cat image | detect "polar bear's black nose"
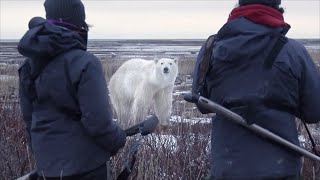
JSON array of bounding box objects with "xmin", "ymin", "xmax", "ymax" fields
[{"xmin": 163, "ymin": 67, "xmax": 169, "ymax": 73}]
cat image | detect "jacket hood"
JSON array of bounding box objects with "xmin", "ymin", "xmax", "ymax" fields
[
  {"xmin": 18, "ymin": 17, "xmax": 87, "ymax": 59},
  {"xmin": 212, "ymin": 17, "xmax": 290, "ymax": 63}
]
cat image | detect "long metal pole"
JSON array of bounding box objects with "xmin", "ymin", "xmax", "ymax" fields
[{"xmin": 184, "ymin": 93, "xmax": 320, "ymax": 163}]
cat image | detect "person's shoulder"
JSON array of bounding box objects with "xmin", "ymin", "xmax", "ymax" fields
[
  {"xmin": 66, "ymin": 49, "xmax": 98, "ymax": 61},
  {"xmin": 283, "ymin": 38, "xmax": 314, "ymax": 69},
  {"xmin": 66, "ymin": 49, "xmax": 100, "ymax": 67},
  {"xmin": 286, "ymin": 38, "xmax": 308, "ymax": 52},
  {"xmin": 78, "ymin": 50, "xmax": 99, "ymax": 63},
  {"xmin": 68, "ymin": 50, "xmax": 104, "ymax": 77}
]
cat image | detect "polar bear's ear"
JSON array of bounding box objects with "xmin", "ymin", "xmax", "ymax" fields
[
  {"xmin": 154, "ymin": 58, "xmax": 159, "ymax": 63},
  {"xmin": 173, "ymin": 58, "xmax": 178, "ymax": 63}
]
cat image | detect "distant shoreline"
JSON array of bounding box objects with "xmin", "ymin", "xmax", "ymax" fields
[{"xmin": 1, "ymin": 38, "xmax": 320, "ymax": 43}]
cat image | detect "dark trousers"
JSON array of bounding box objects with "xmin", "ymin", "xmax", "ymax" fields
[{"xmin": 37, "ymin": 164, "xmax": 111, "ymax": 180}]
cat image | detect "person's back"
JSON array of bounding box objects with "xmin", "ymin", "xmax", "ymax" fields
[
  {"xmin": 192, "ymin": 0, "xmax": 320, "ymax": 179},
  {"xmin": 17, "ymin": 0, "xmax": 126, "ymax": 178}
]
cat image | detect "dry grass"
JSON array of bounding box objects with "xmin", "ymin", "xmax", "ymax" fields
[
  {"xmin": 296, "ymin": 120, "xmax": 320, "ymax": 179},
  {"xmin": 0, "ymin": 102, "xmax": 35, "ymax": 178},
  {"xmin": 101, "ymin": 59, "xmax": 126, "ymax": 82},
  {"xmin": 0, "ymin": 64, "xmax": 19, "ymax": 101}
]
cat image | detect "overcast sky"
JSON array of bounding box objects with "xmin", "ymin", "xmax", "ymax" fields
[{"xmin": 0, "ymin": 0, "xmax": 319, "ymax": 39}]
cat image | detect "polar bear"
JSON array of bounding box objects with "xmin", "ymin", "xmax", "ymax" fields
[{"xmin": 108, "ymin": 58, "xmax": 178, "ymax": 127}]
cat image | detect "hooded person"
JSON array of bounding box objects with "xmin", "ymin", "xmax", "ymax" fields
[
  {"xmin": 192, "ymin": 0, "xmax": 320, "ymax": 179},
  {"xmin": 17, "ymin": 0, "xmax": 126, "ymax": 179}
]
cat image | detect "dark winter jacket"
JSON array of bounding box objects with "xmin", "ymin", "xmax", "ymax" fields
[
  {"xmin": 193, "ymin": 17, "xmax": 320, "ymax": 179},
  {"xmin": 17, "ymin": 17, "xmax": 126, "ymax": 177}
]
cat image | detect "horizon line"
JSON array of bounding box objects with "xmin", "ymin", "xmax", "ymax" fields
[{"xmin": 1, "ymin": 38, "xmax": 320, "ymax": 41}]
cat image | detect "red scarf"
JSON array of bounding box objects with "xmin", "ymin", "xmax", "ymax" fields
[{"xmin": 228, "ymin": 4, "xmax": 288, "ymax": 27}]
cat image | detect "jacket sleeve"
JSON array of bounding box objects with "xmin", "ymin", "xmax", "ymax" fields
[
  {"xmin": 18, "ymin": 60, "xmax": 33, "ymax": 152},
  {"xmin": 298, "ymin": 45, "xmax": 320, "ymax": 124},
  {"xmin": 77, "ymin": 54, "xmax": 126, "ymax": 155}
]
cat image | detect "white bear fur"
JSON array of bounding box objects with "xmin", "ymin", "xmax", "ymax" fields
[{"xmin": 108, "ymin": 58, "xmax": 178, "ymax": 127}]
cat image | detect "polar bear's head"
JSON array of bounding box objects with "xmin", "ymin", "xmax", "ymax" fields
[{"xmin": 154, "ymin": 58, "xmax": 178, "ymax": 82}]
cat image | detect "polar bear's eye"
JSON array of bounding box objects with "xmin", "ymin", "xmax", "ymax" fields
[
  {"xmin": 161, "ymin": 63, "xmax": 164, "ymax": 65},
  {"xmin": 169, "ymin": 63, "xmax": 172, "ymax": 65}
]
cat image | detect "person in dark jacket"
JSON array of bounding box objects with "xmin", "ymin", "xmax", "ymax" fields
[
  {"xmin": 17, "ymin": 0, "xmax": 126, "ymax": 179},
  {"xmin": 192, "ymin": 0, "xmax": 320, "ymax": 179}
]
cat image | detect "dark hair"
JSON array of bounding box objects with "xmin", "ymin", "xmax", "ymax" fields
[
  {"xmin": 268, "ymin": 4, "xmax": 285, "ymax": 14},
  {"xmin": 237, "ymin": 3, "xmax": 285, "ymax": 14}
]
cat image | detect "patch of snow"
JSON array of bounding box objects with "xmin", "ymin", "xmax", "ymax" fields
[
  {"xmin": 298, "ymin": 135, "xmax": 307, "ymax": 147},
  {"xmin": 173, "ymin": 91, "xmax": 190, "ymax": 96},
  {"xmin": 298, "ymin": 135, "xmax": 306, "ymax": 143}
]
